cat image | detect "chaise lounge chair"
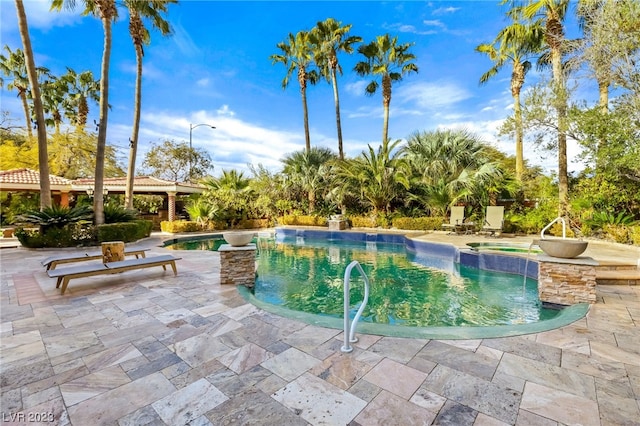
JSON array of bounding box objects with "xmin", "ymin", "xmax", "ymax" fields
[
  {"xmin": 41, "ymin": 248, "xmax": 149, "ymax": 270},
  {"xmin": 442, "ymin": 206, "xmax": 466, "ymax": 234},
  {"xmin": 482, "ymin": 206, "xmax": 505, "ymax": 237},
  {"xmin": 47, "ymin": 254, "xmax": 181, "ymax": 294}
]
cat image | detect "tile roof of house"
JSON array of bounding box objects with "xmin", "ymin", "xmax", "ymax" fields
[
  {"xmin": 0, "ymin": 169, "xmax": 203, "ymax": 194},
  {"xmin": 0, "ymin": 168, "xmax": 72, "ymax": 185}
]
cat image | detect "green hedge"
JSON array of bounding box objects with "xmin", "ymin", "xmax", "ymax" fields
[
  {"xmin": 392, "ymin": 216, "xmax": 445, "ymax": 230},
  {"xmin": 349, "ymin": 216, "xmax": 377, "ymax": 228},
  {"xmin": 160, "ymin": 220, "xmax": 201, "ymax": 233},
  {"xmin": 96, "ymin": 220, "xmax": 153, "ymax": 243},
  {"xmin": 235, "ymin": 218, "xmax": 271, "ymax": 229},
  {"xmin": 278, "ymin": 215, "xmax": 328, "ymax": 226},
  {"xmin": 15, "ymin": 220, "xmax": 153, "ymax": 248}
]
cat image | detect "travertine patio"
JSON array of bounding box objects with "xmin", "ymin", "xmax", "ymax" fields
[{"xmin": 1, "ymin": 233, "xmax": 639, "ymax": 425}]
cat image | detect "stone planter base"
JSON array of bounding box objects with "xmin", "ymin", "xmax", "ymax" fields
[
  {"xmin": 219, "ymin": 244, "xmax": 256, "ymax": 287},
  {"xmin": 538, "ymin": 255, "xmax": 598, "ymax": 305}
]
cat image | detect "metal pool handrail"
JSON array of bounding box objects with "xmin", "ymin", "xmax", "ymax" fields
[
  {"xmin": 341, "ymin": 260, "xmax": 370, "ymax": 353},
  {"xmin": 540, "ymin": 216, "xmax": 566, "ymax": 239}
]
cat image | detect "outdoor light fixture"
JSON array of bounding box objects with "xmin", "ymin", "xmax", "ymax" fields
[
  {"xmin": 188, "ymin": 123, "xmax": 216, "ymax": 182},
  {"xmin": 85, "ymin": 188, "xmax": 108, "ymax": 197}
]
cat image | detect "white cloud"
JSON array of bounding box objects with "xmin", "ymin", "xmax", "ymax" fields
[
  {"xmin": 396, "ymin": 81, "xmax": 472, "ymax": 110},
  {"xmin": 196, "ymin": 78, "xmax": 210, "ymax": 88},
  {"xmin": 345, "ymin": 80, "xmax": 368, "ymax": 96},
  {"xmin": 432, "ymin": 7, "xmax": 460, "ymax": 16},
  {"xmin": 135, "ymin": 108, "xmax": 305, "ymax": 174},
  {"xmin": 423, "ymin": 20, "xmax": 447, "ymax": 30}
]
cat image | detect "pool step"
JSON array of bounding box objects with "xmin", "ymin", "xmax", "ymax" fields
[{"xmin": 596, "ymin": 268, "xmax": 640, "ymax": 285}]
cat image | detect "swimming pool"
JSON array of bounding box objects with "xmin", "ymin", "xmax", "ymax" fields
[
  {"xmin": 254, "ymin": 237, "xmax": 555, "ymax": 327},
  {"xmin": 163, "ymin": 229, "xmax": 588, "ymax": 338}
]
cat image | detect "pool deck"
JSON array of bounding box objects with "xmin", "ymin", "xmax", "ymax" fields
[{"xmin": 1, "ymin": 231, "xmax": 639, "ymax": 425}]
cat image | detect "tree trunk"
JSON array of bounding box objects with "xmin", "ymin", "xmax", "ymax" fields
[
  {"xmin": 331, "ymin": 68, "xmax": 344, "ymax": 159},
  {"xmin": 94, "ymin": 12, "xmax": 113, "ymax": 225},
  {"xmin": 19, "ymin": 90, "xmax": 33, "ymax": 139},
  {"xmin": 125, "ymin": 42, "xmax": 143, "ymax": 209},
  {"xmin": 300, "ymin": 82, "xmax": 311, "ymax": 153},
  {"xmin": 514, "ymin": 89, "xmax": 524, "ymax": 182},
  {"xmin": 15, "ymin": 0, "xmax": 51, "ymax": 208},
  {"xmin": 382, "ymin": 74, "xmax": 391, "ymax": 143}
]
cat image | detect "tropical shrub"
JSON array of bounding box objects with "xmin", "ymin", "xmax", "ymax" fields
[
  {"xmin": 629, "ymin": 226, "xmax": 640, "ymax": 246},
  {"xmin": 17, "ymin": 204, "xmax": 93, "ymax": 232},
  {"xmin": 185, "ymin": 199, "xmax": 216, "ymax": 228},
  {"xmin": 585, "ymin": 211, "xmax": 637, "ymax": 229},
  {"xmin": 603, "ymin": 225, "xmax": 631, "ymax": 244},
  {"xmin": 103, "ymin": 203, "xmax": 138, "ymax": 224}
]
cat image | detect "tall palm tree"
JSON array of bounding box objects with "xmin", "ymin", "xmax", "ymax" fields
[
  {"xmin": 515, "ymin": 0, "xmax": 571, "ymax": 215},
  {"xmin": 476, "ymin": 18, "xmax": 542, "ymax": 182},
  {"xmin": 281, "ymin": 147, "xmax": 336, "ymax": 213},
  {"xmin": 124, "ymin": 0, "xmax": 175, "ymax": 209},
  {"xmin": 310, "ymin": 18, "xmax": 362, "ymax": 160},
  {"xmin": 52, "ymin": 0, "xmax": 119, "ymax": 224},
  {"xmin": 270, "ymin": 30, "xmax": 319, "ymax": 153},
  {"xmin": 13, "ymin": 0, "xmax": 51, "ymax": 208},
  {"xmin": 354, "ymin": 33, "xmax": 418, "ymax": 143}
]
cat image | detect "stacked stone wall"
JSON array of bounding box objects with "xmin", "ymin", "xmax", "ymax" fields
[
  {"xmin": 219, "ymin": 244, "xmax": 256, "ymax": 287},
  {"xmin": 538, "ymin": 260, "xmax": 597, "ymax": 305}
]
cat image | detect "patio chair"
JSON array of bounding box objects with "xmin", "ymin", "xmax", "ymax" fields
[
  {"xmin": 442, "ymin": 206, "xmax": 465, "ymax": 234},
  {"xmin": 482, "ymin": 206, "xmax": 505, "ymax": 237}
]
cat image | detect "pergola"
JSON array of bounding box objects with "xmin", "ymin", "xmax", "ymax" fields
[{"xmin": 0, "ymin": 169, "xmax": 204, "ymax": 221}]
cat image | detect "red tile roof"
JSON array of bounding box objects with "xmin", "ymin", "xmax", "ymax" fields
[{"xmin": 0, "ymin": 168, "xmax": 72, "ymax": 185}]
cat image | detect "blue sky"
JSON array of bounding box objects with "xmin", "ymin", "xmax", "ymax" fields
[{"xmin": 1, "ymin": 0, "xmax": 588, "ymax": 177}]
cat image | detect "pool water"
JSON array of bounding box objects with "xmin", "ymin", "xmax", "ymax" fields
[
  {"xmin": 255, "ymin": 238, "xmax": 558, "ymax": 327},
  {"xmin": 467, "ymin": 242, "xmax": 543, "ymax": 254},
  {"xmin": 164, "ymin": 237, "xmax": 257, "ymax": 251}
]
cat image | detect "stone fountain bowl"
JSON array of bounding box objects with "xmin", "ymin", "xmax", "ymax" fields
[
  {"xmin": 222, "ymin": 232, "xmax": 254, "ymax": 247},
  {"xmin": 537, "ymin": 238, "xmax": 588, "ymax": 258}
]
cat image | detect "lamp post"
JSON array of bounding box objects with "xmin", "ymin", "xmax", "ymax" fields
[{"xmin": 189, "ymin": 123, "xmax": 216, "ymax": 182}]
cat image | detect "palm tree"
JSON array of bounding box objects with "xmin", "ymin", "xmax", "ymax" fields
[
  {"xmin": 52, "ymin": 0, "xmax": 118, "ymax": 224},
  {"xmin": 476, "ymin": 18, "xmax": 542, "ymax": 182},
  {"xmin": 0, "ymin": 45, "xmax": 48, "ymax": 139},
  {"xmin": 61, "ymin": 68, "xmax": 100, "ymax": 130},
  {"xmin": 124, "ymin": 0, "xmax": 175, "ymax": 210},
  {"xmin": 334, "ymin": 138, "xmax": 410, "ymax": 214},
  {"xmin": 281, "ymin": 147, "xmax": 336, "ymax": 213},
  {"xmin": 270, "ymin": 30, "xmax": 319, "ymax": 153},
  {"xmin": 403, "ymin": 129, "xmax": 505, "ymax": 215},
  {"xmin": 39, "ymin": 74, "xmax": 68, "ymax": 135},
  {"xmin": 310, "ymin": 18, "xmax": 362, "ymax": 159},
  {"xmin": 354, "ymin": 33, "xmax": 418, "ymax": 143},
  {"xmin": 13, "ymin": 0, "xmax": 52, "ymax": 208},
  {"xmin": 514, "ymin": 0, "xmax": 571, "ymax": 215}
]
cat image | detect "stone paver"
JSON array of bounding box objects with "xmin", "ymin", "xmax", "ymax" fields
[{"xmin": 1, "ymin": 234, "xmax": 639, "ymax": 425}]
